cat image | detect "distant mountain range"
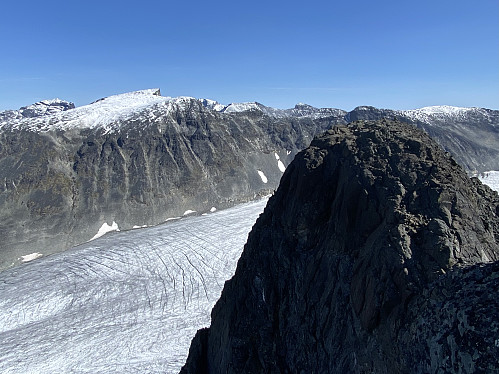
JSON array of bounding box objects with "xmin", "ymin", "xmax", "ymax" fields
[{"xmin": 0, "ymin": 89, "xmax": 497, "ymax": 270}]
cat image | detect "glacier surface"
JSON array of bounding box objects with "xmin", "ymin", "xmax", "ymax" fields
[
  {"xmin": 479, "ymin": 170, "xmax": 499, "ymax": 193},
  {"xmin": 0, "ymin": 198, "xmax": 267, "ymax": 374}
]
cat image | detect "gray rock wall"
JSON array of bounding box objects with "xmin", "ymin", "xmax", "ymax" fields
[{"xmin": 0, "ymin": 103, "xmax": 335, "ymax": 269}]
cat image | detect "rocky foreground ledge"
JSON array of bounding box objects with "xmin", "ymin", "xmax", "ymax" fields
[{"xmin": 181, "ymin": 119, "xmax": 499, "ymax": 373}]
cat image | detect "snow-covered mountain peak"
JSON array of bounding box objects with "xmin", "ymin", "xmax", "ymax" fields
[
  {"xmin": 19, "ymin": 98, "xmax": 75, "ymax": 118},
  {"xmin": 221, "ymin": 102, "xmax": 263, "ymax": 113},
  {"xmin": 413, "ymin": 105, "xmax": 472, "ymax": 114},
  {"xmin": 1, "ymin": 89, "xmax": 495, "ymax": 136},
  {"xmin": 0, "ymin": 98, "xmax": 75, "ymax": 124},
  {"xmin": 199, "ymin": 98, "xmax": 225, "ymax": 112},
  {"xmin": 0, "ymin": 89, "xmax": 173, "ymax": 133},
  {"xmin": 86, "ymin": 88, "xmax": 164, "ymax": 108},
  {"xmin": 352, "ymin": 105, "xmax": 378, "ymax": 111},
  {"xmin": 401, "ymin": 105, "xmax": 480, "ymax": 123},
  {"xmin": 289, "ymin": 103, "xmax": 347, "ymax": 119},
  {"xmin": 1, "ymin": 88, "xmax": 237, "ymax": 133},
  {"xmin": 294, "ymin": 103, "xmax": 314, "ymax": 109}
]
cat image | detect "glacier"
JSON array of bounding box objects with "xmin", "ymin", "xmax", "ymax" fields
[
  {"xmin": 0, "ymin": 198, "xmax": 267, "ymax": 374},
  {"xmin": 479, "ymin": 170, "xmax": 499, "ymax": 193}
]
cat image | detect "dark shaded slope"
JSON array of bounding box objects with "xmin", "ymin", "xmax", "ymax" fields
[{"xmin": 181, "ymin": 119, "xmax": 499, "ymax": 373}]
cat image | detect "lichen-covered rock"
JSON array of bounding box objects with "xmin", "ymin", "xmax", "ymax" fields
[{"xmin": 181, "ymin": 119, "xmax": 499, "ymax": 373}]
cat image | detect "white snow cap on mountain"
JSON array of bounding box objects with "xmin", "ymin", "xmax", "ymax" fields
[
  {"xmin": 1, "ymin": 88, "xmax": 491, "ymax": 134},
  {"xmin": 0, "ymin": 89, "xmax": 170, "ymax": 132},
  {"xmin": 401, "ymin": 105, "xmax": 480, "ymax": 122},
  {"xmin": 222, "ymin": 102, "xmax": 262, "ymax": 113}
]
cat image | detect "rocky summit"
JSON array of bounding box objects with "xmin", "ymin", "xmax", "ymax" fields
[{"xmin": 181, "ymin": 119, "xmax": 499, "ymax": 373}]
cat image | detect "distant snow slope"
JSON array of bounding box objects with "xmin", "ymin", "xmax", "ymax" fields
[
  {"xmin": 401, "ymin": 105, "xmax": 480, "ymax": 123},
  {"xmin": 0, "ymin": 89, "xmax": 168, "ymax": 133},
  {"xmin": 1, "ymin": 88, "xmax": 491, "ymax": 134},
  {"xmin": 0, "ymin": 89, "xmax": 214, "ymax": 134},
  {"xmin": 0, "ymin": 198, "xmax": 267, "ymax": 374},
  {"xmin": 0, "ymin": 88, "xmax": 347, "ymax": 133}
]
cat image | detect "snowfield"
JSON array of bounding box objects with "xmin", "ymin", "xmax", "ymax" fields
[
  {"xmin": 479, "ymin": 171, "xmax": 499, "ymax": 193},
  {"xmin": 401, "ymin": 105, "xmax": 481, "ymax": 123},
  {"xmin": 0, "ymin": 198, "xmax": 267, "ymax": 374},
  {"xmin": 2, "ymin": 88, "xmax": 491, "ymax": 136}
]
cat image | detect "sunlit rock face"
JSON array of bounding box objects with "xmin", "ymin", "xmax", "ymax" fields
[{"xmin": 181, "ymin": 120, "xmax": 499, "ymax": 374}]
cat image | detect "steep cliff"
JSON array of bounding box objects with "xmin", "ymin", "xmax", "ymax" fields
[{"xmin": 181, "ymin": 119, "xmax": 499, "ymax": 373}]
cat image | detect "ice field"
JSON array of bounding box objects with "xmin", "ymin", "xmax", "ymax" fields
[{"xmin": 0, "ymin": 198, "xmax": 267, "ymax": 374}]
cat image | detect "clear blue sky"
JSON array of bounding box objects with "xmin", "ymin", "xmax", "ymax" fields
[{"xmin": 0, "ymin": 0, "xmax": 497, "ymax": 111}]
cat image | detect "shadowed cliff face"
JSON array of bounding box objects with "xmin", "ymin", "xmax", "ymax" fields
[{"xmin": 181, "ymin": 119, "xmax": 499, "ymax": 373}]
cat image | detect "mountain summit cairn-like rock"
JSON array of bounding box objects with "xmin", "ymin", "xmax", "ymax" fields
[{"xmin": 181, "ymin": 119, "xmax": 499, "ymax": 373}]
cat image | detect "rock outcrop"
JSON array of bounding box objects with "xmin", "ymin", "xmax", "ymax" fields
[
  {"xmin": 348, "ymin": 105, "xmax": 499, "ymax": 174},
  {"xmin": 181, "ymin": 119, "xmax": 499, "ymax": 373}
]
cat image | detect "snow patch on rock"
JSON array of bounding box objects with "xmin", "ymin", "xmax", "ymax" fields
[
  {"xmin": 165, "ymin": 217, "xmax": 181, "ymax": 222},
  {"xmin": 479, "ymin": 171, "xmax": 499, "ymax": 193},
  {"xmin": 278, "ymin": 160, "xmax": 286, "ymax": 173},
  {"xmin": 20, "ymin": 253, "xmax": 43, "ymax": 263},
  {"xmin": 257, "ymin": 170, "xmax": 268, "ymax": 183},
  {"xmin": 90, "ymin": 221, "xmax": 120, "ymax": 241}
]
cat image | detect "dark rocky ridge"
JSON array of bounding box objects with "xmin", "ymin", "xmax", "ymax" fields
[
  {"xmin": 347, "ymin": 105, "xmax": 499, "ymax": 174},
  {"xmin": 181, "ymin": 119, "xmax": 499, "ymax": 373}
]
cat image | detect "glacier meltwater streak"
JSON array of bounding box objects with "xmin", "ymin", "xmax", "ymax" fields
[{"xmin": 0, "ymin": 198, "xmax": 267, "ymax": 374}]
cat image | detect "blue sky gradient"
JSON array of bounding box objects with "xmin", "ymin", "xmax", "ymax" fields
[{"xmin": 0, "ymin": 0, "xmax": 497, "ymax": 111}]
